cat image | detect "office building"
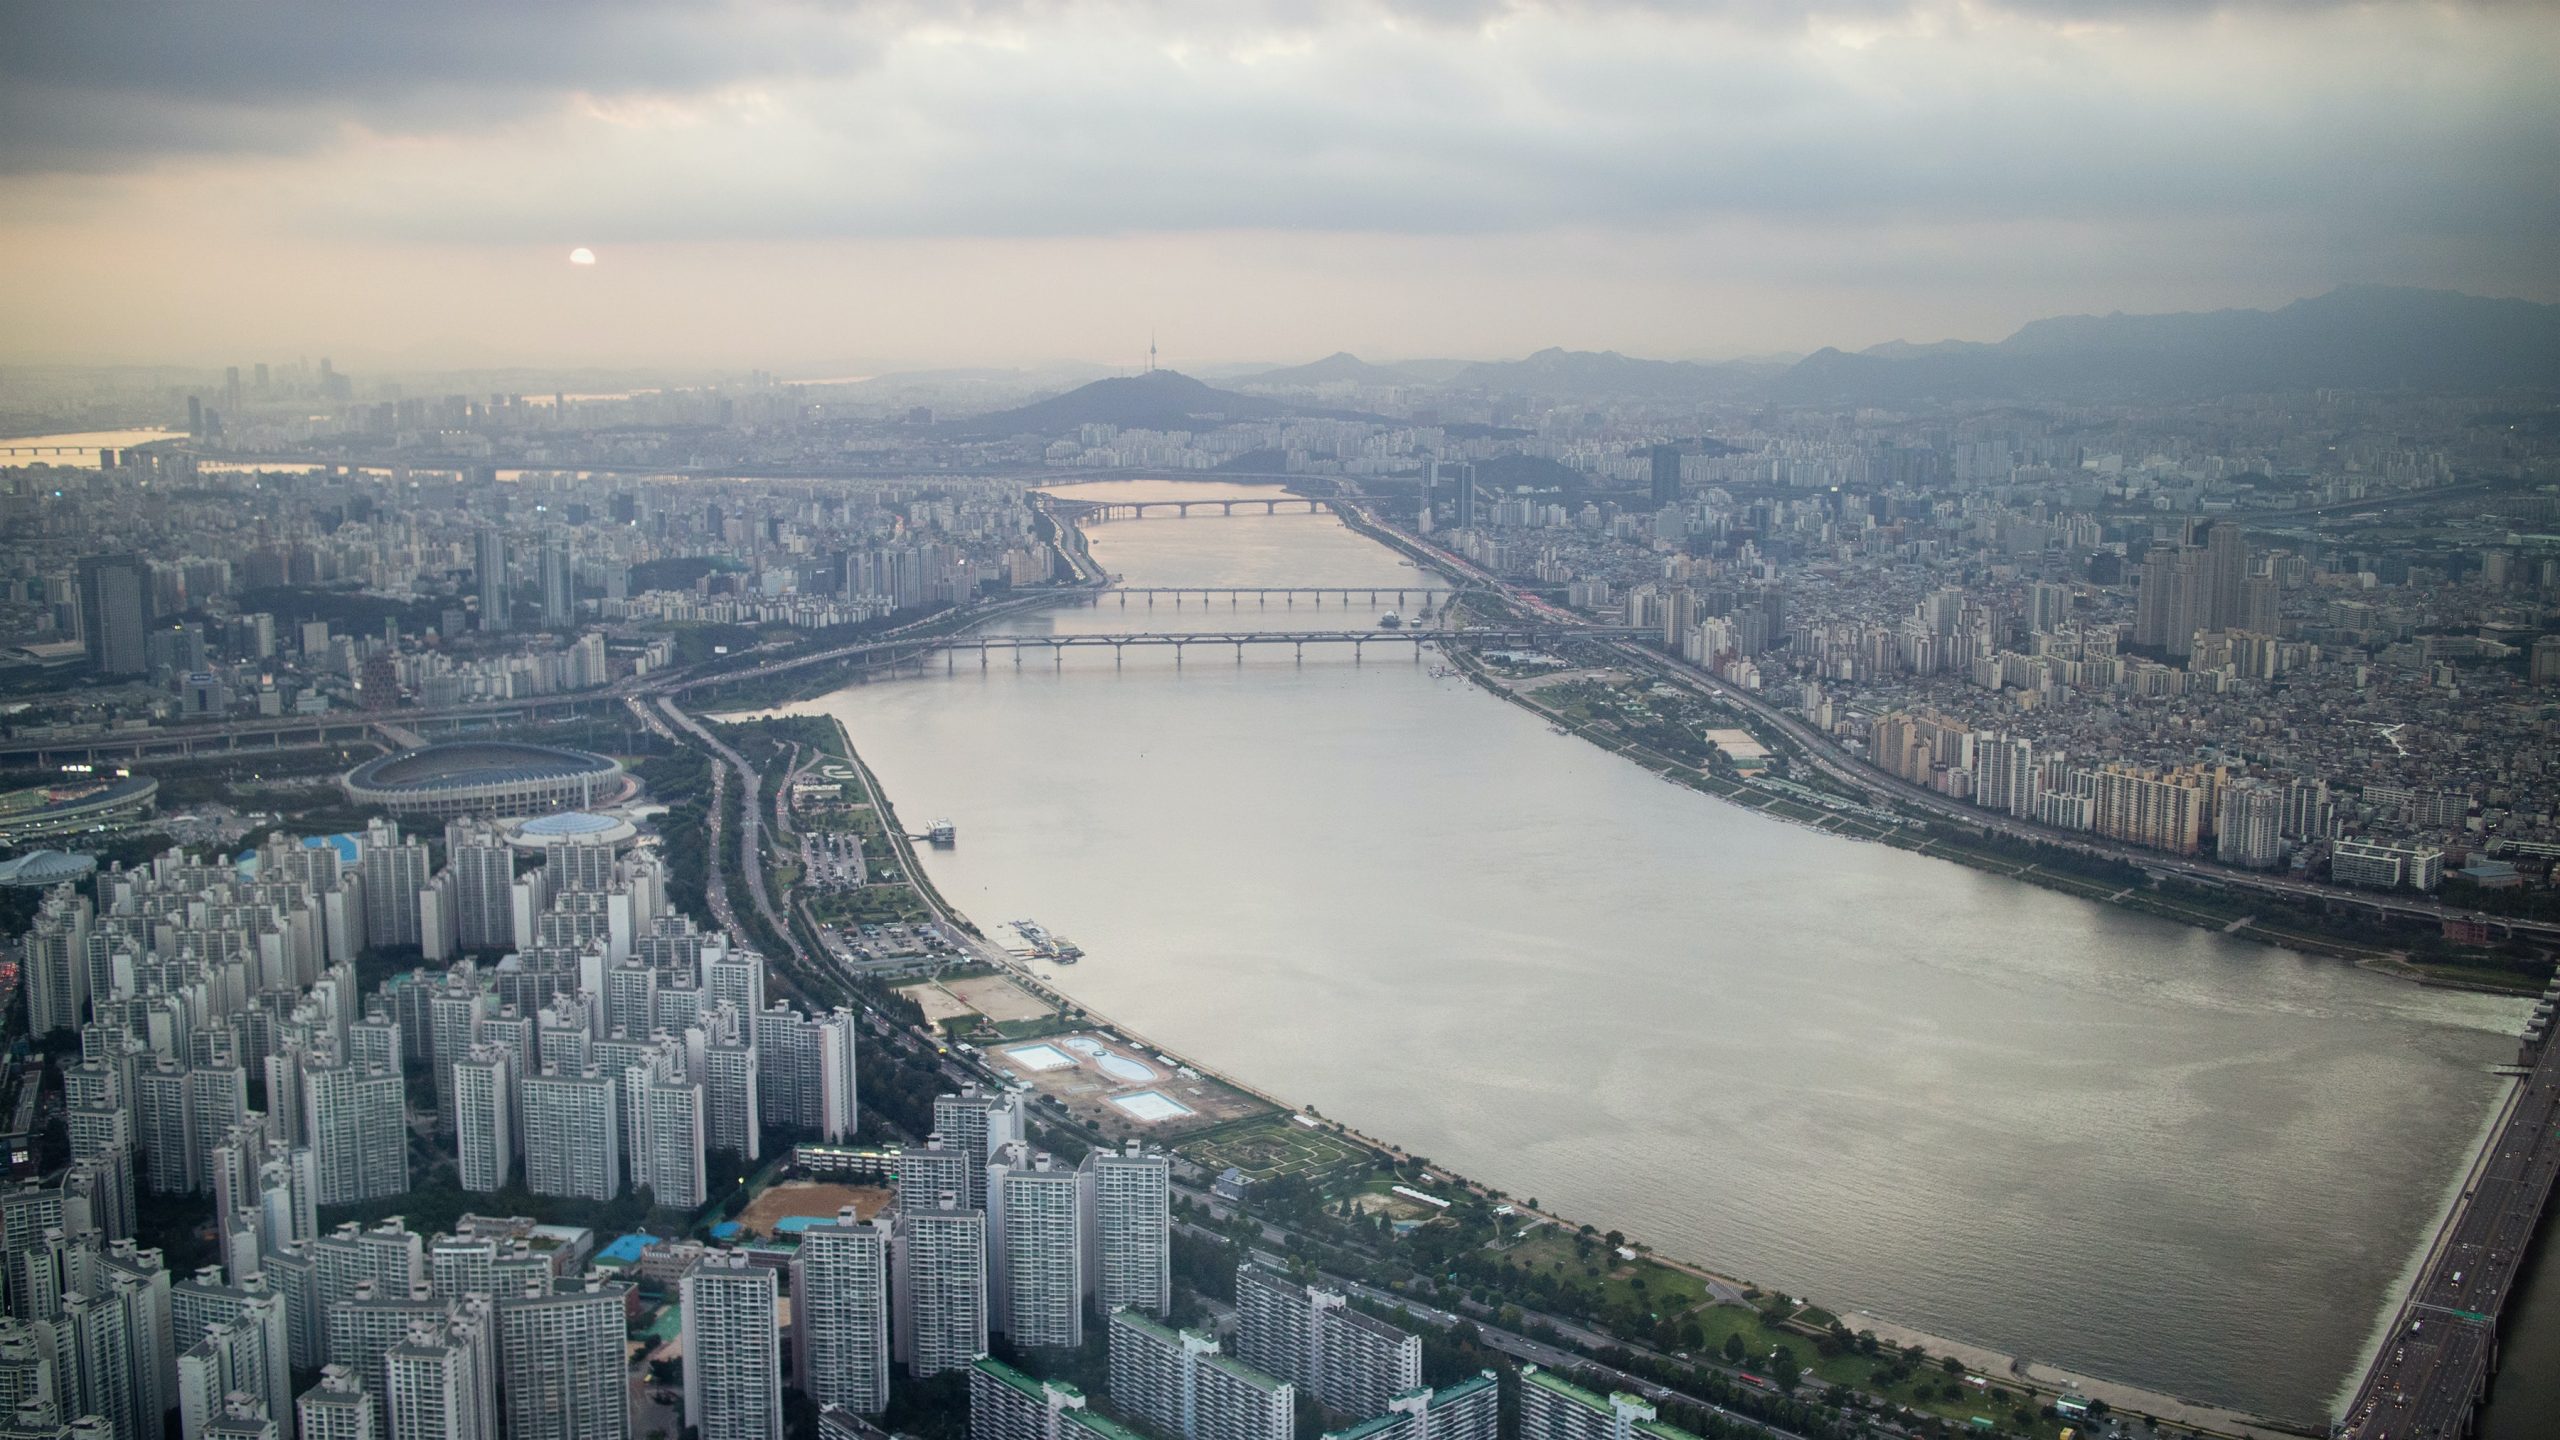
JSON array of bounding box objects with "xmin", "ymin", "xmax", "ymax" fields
[
  {"xmin": 76, "ymin": 554, "xmax": 152, "ymax": 677},
  {"xmin": 476, "ymin": 531, "xmax": 511, "ymax": 634},
  {"xmin": 1648, "ymin": 446, "xmax": 1681, "ymax": 508},
  {"xmin": 680, "ymin": 1254, "xmax": 781, "ymax": 1440}
]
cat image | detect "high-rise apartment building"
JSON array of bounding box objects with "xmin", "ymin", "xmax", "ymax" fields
[
  {"xmin": 1518, "ymin": 1368, "xmax": 1705, "ymax": 1440},
  {"xmin": 892, "ymin": 1197, "xmax": 986, "ymax": 1379},
  {"xmin": 1081, "ymin": 1143, "xmax": 1169, "ymax": 1317},
  {"xmin": 295, "ymin": 1365, "xmax": 376, "ymax": 1440},
  {"xmin": 452, "ymin": 1048, "xmax": 513, "ymax": 1194},
  {"xmin": 933, "ymin": 1089, "xmax": 1023, "ymax": 1211},
  {"xmin": 1109, "ymin": 1308, "xmax": 1294, "ymax": 1440},
  {"xmin": 680, "ymin": 1254, "xmax": 781, "ymax": 1440},
  {"xmin": 1233, "ymin": 1265, "xmax": 1420, "ymax": 1420},
  {"xmin": 790, "ymin": 1213, "xmax": 892, "ymax": 1416},
  {"xmin": 302, "ymin": 1062, "xmax": 407, "ymax": 1207},
  {"xmin": 519, "ymin": 1070, "xmax": 620, "ymax": 1204},
  {"xmin": 988, "ymin": 1146, "xmax": 1084, "ymax": 1349},
  {"xmin": 494, "ymin": 1281, "xmax": 629, "ymax": 1440}
]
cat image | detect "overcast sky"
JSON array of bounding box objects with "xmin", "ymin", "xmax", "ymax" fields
[{"xmin": 1, "ymin": 0, "xmax": 2553, "ymax": 372}]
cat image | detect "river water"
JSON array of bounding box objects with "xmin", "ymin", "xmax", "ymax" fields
[{"xmin": 775, "ymin": 480, "xmax": 2525, "ymax": 1425}]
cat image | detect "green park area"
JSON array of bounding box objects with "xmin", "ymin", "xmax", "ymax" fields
[{"xmin": 1181, "ymin": 1116, "xmax": 1374, "ymax": 1185}]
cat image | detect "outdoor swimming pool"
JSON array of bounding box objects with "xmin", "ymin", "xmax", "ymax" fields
[
  {"xmin": 1110, "ymin": 1091, "xmax": 1194, "ymax": 1122},
  {"xmin": 1006, "ymin": 1043, "xmax": 1075, "ymax": 1071},
  {"xmin": 1095, "ymin": 1053, "xmax": 1157, "ymax": 1082}
]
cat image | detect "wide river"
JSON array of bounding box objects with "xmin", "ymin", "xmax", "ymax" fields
[{"xmin": 777, "ymin": 480, "xmax": 2525, "ymax": 1424}]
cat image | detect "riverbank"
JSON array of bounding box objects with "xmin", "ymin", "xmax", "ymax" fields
[
  {"xmin": 775, "ymin": 694, "xmax": 2325, "ymax": 1440},
  {"xmin": 1323, "ymin": 499, "xmax": 2544, "ymax": 996}
]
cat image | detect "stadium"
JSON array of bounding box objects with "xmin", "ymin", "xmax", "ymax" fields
[
  {"xmin": 342, "ymin": 741, "xmax": 623, "ymax": 818},
  {"xmin": 0, "ymin": 775, "xmax": 158, "ymax": 843}
]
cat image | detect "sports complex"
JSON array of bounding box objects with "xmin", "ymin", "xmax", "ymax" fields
[{"xmin": 341, "ymin": 741, "xmax": 624, "ymax": 817}]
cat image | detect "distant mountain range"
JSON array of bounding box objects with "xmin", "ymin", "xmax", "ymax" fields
[
  {"xmin": 949, "ymin": 287, "xmax": 2559, "ymax": 434},
  {"xmin": 1775, "ymin": 286, "xmax": 2560, "ymax": 404}
]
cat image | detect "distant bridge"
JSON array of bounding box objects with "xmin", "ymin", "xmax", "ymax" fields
[
  {"xmin": 0, "ymin": 445, "xmax": 111, "ymax": 458},
  {"xmin": 1052, "ymin": 497, "xmax": 1339, "ymax": 521},
  {"xmin": 912, "ymin": 626, "xmax": 1643, "ymax": 671},
  {"xmin": 1067, "ymin": 586, "xmax": 1457, "ymax": 608}
]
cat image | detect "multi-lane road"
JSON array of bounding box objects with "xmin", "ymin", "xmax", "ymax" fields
[{"xmin": 2339, "ymin": 1008, "xmax": 2560, "ymax": 1439}]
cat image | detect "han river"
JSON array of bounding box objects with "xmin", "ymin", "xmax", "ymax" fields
[{"xmin": 774, "ymin": 480, "xmax": 2526, "ymax": 1425}]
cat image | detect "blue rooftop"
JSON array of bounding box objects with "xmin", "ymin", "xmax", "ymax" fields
[{"xmin": 597, "ymin": 1233, "xmax": 660, "ymax": 1265}]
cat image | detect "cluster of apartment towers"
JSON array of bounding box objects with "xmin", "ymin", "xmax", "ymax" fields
[
  {"xmin": 967, "ymin": 1262, "xmax": 1703, "ymax": 1440},
  {"xmin": 6, "ymin": 817, "xmax": 1740, "ymax": 1440},
  {"xmin": 0, "ymin": 818, "xmax": 858, "ymax": 1440}
]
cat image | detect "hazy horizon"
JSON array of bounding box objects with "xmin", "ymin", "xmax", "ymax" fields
[{"xmin": 3, "ymin": 1, "xmax": 2555, "ymax": 373}]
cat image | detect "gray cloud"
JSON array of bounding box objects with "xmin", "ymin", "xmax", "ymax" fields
[{"xmin": 0, "ymin": 0, "xmax": 2550, "ymax": 313}]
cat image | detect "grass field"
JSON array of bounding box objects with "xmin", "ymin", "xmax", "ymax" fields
[{"xmin": 1182, "ymin": 1117, "xmax": 1375, "ymax": 1183}]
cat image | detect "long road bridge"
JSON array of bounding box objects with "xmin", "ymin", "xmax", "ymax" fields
[
  {"xmin": 1066, "ymin": 585, "xmax": 1457, "ymax": 607},
  {"xmin": 2339, "ymin": 984, "xmax": 2560, "ymax": 1440},
  {"xmin": 1048, "ymin": 496, "xmax": 1339, "ymax": 521},
  {"xmin": 892, "ymin": 625, "xmax": 1646, "ymax": 671},
  {"xmin": 0, "ymin": 444, "xmax": 114, "ymax": 458}
]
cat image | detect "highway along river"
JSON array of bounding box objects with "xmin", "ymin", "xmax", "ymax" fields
[{"xmin": 774, "ymin": 479, "xmax": 2525, "ymax": 1425}]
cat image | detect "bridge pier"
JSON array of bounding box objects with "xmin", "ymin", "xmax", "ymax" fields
[
  {"xmin": 1113, "ymin": 643, "xmax": 1123, "ymax": 669},
  {"xmin": 1294, "ymin": 641, "xmax": 1303, "ymax": 663},
  {"xmin": 1234, "ymin": 642, "xmax": 1243, "ymax": 664},
  {"xmin": 1173, "ymin": 643, "xmax": 1184, "ymax": 667}
]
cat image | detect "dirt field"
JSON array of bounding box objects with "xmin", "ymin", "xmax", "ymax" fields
[
  {"xmin": 944, "ymin": 974, "xmax": 1054, "ymax": 1023},
  {"xmin": 735, "ymin": 1181, "xmax": 892, "ymax": 1236},
  {"xmin": 897, "ymin": 983, "xmax": 978, "ymax": 1026}
]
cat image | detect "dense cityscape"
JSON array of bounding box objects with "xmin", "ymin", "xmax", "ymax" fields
[
  {"xmin": 0, "ymin": 292, "xmax": 2549, "ymax": 1440},
  {"xmin": 4, "ymin": 3, "xmax": 2559, "ymax": 1440}
]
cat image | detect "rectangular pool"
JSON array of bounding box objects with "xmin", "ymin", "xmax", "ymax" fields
[
  {"xmin": 1109, "ymin": 1090, "xmax": 1195, "ymax": 1122},
  {"xmin": 1005, "ymin": 1043, "xmax": 1075, "ymax": 1071}
]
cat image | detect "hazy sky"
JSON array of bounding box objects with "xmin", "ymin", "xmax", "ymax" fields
[{"xmin": 2, "ymin": 0, "xmax": 2554, "ymax": 372}]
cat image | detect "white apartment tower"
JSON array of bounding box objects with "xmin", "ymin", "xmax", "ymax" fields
[
  {"xmin": 1082, "ymin": 1143, "xmax": 1170, "ymax": 1317},
  {"xmin": 680, "ymin": 1254, "xmax": 781, "ymax": 1440},
  {"xmin": 988, "ymin": 1145, "xmax": 1084, "ymax": 1349},
  {"xmin": 789, "ymin": 1212, "xmax": 891, "ymax": 1416}
]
